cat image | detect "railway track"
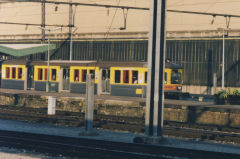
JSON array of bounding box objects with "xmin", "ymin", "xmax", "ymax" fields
[
  {"xmin": 1, "ymin": 105, "xmax": 240, "ymax": 144},
  {"xmin": 0, "ymin": 130, "xmax": 240, "ymax": 159}
]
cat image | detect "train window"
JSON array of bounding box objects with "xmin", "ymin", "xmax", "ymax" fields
[
  {"xmin": 123, "ymin": 70, "xmax": 129, "ymax": 84},
  {"xmin": 171, "ymin": 70, "xmax": 181, "ymax": 84},
  {"xmin": 12, "ymin": 67, "xmax": 16, "ymax": 79},
  {"xmin": 44, "ymin": 69, "xmax": 47, "ymax": 81},
  {"xmin": 81, "ymin": 69, "xmax": 87, "ymax": 82},
  {"xmin": 165, "ymin": 72, "xmax": 167, "ymax": 84},
  {"xmin": 38, "ymin": 68, "xmax": 43, "ymax": 80},
  {"xmin": 144, "ymin": 72, "xmax": 147, "ymax": 83},
  {"xmin": 114, "ymin": 70, "xmax": 121, "ymax": 83},
  {"xmin": 51, "ymin": 69, "xmax": 56, "ymax": 81},
  {"xmin": 6, "ymin": 67, "xmax": 10, "ymax": 78},
  {"xmin": 74, "ymin": 69, "xmax": 79, "ymax": 82},
  {"xmin": 18, "ymin": 68, "xmax": 22, "ymax": 79},
  {"xmin": 132, "ymin": 71, "xmax": 138, "ymax": 84},
  {"xmin": 90, "ymin": 70, "xmax": 95, "ymax": 79}
]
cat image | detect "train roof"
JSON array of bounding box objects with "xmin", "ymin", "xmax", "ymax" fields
[
  {"xmin": 1, "ymin": 59, "xmax": 29, "ymax": 65},
  {"xmin": 1, "ymin": 60, "xmax": 97, "ymax": 66},
  {"xmin": 165, "ymin": 62, "xmax": 183, "ymax": 69},
  {"xmin": 1, "ymin": 60, "xmax": 182, "ymax": 69}
]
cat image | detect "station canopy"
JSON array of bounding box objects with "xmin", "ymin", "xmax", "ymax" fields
[{"xmin": 0, "ymin": 44, "xmax": 56, "ymax": 57}]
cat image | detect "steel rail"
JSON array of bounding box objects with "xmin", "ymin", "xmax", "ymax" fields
[
  {"xmin": 1, "ymin": 105, "xmax": 240, "ymax": 139},
  {"xmin": 164, "ymin": 125, "xmax": 240, "ymax": 138},
  {"xmin": 0, "ymin": 130, "xmax": 239, "ymax": 159}
]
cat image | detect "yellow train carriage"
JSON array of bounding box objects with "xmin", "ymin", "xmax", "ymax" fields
[
  {"xmin": 109, "ymin": 62, "xmax": 183, "ymax": 97},
  {"xmin": 0, "ymin": 60, "xmax": 183, "ymax": 98},
  {"xmin": 70, "ymin": 66, "xmax": 99, "ymax": 94},
  {"xmin": 164, "ymin": 68, "xmax": 182, "ymax": 91},
  {"xmin": 110, "ymin": 66, "xmax": 147, "ymax": 97},
  {"xmin": 1, "ymin": 64, "xmax": 26, "ymax": 90},
  {"xmin": 34, "ymin": 65, "xmax": 60, "ymax": 92}
]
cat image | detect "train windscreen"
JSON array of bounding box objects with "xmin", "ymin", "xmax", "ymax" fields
[{"xmin": 171, "ymin": 70, "xmax": 181, "ymax": 84}]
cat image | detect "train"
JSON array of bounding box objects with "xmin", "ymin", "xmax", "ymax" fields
[{"xmin": 0, "ymin": 59, "xmax": 183, "ymax": 98}]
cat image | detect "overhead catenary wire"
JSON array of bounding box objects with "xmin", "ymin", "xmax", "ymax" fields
[
  {"xmin": 167, "ymin": 10, "xmax": 240, "ymax": 18},
  {"xmin": 1, "ymin": 1, "xmax": 240, "ymax": 34},
  {"xmin": 101, "ymin": 0, "xmax": 121, "ymax": 64},
  {"xmin": 168, "ymin": 1, "xmax": 240, "ymax": 7},
  {"xmin": 0, "ymin": 21, "xmax": 69, "ymax": 27},
  {"xmin": 1, "ymin": 9, "xmax": 240, "ymax": 27},
  {"xmin": 9, "ymin": 0, "xmax": 149, "ymax": 10},
  {"xmin": 9, "ymin": 0, "xmax": 240, "ymax": 18}
]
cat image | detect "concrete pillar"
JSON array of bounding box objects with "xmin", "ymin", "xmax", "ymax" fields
[
  {"xmin": 24, "ymin": 67, "xmax": 28, "ymax": 91},
  {"xmin": 145, "ymin": 0, "xmax": 167, "ymax": 137},
  {"xmin": 85, "ymin": 74, "xmax": 94, "ymax": 132},
  {"xmin": 48, "ymin": 96, "xmax": 56, "ymax": 115},
  {"xmin": 59, "ymin": 68, "xmax": 63, "ymax": 92},
  {"xmin": 97, "ymin": 68, "xmax": 102, "ymax": 95}
]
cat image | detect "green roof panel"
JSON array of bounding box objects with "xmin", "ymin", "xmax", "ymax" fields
[{"xmin": 0, "ymin": 44, "xmax": 56, "ymax": 57}]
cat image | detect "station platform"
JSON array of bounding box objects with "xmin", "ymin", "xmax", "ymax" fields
[
  {"xmin": 1, "ymin": 119, "xmax": 240, "ymax": 155},
  {"xmin": 0, "ymin": 88, "xmax": 215, "ymax": 106}
]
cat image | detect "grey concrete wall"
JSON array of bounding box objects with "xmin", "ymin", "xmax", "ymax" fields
[
  {"xmin": 182, "ymin": 85, "xmax": 240, "ymax": 95},
  {"xmin": 1, "ymin": 92, "xmax": 240, "ymax": 128}
]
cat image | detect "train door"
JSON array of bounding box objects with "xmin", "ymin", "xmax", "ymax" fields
[
  {"xmin": 101, "ymin": 68, "xmax": 110, "ymax": 94},
  {"xmin": 62, "ymin": 68, "xmax": 70, "ymax": 91},
  {"xmin": 27, "ymin": 66, "xmax": 34, "ymax": 90}
]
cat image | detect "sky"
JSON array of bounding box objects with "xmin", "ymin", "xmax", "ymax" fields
[{"xmin": 0, "ymin": 0, "xmax": 239, "ymax": 35}]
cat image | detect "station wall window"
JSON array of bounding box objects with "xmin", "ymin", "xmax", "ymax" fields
[
  {"xmin": 12, "ymin": 67, "xmax": 16, "ymax": 79},
  {"xmin": 132, "ymin": 71, "xmax": 138, "ymax": 84},
  {"xmin": 51, "ymin": 69, "xmax": 56, "ymax": 81},
  {"xmin": 44, "ymin": 69, "xmax": 47, "ymax": 80},
  {"xmin": 144, "ymin": 72, "xmax": 147, "ymax": 84},
  {"xmin": 74, "ymin": 69, "xmax": 79, "ymax": 82},
  {"xmin": 38, "ymin": 68, "xmax": 43, "ymax": 80},
  {"xmin": 81, "ymin": 69, "xmax": 87, "ymax": 82},
  {"xmin": 6, "ymin": 67, "xmax": 10, "ymax": 79},
  {"xmin": 114, "ymin": 70, "xmax": 121, "ymax": 83},
  {"xmin": 18, "ymin": 68, "xmax": 22, "ymax": 79},
  {"xmin": 123, "ymin": 70, "xmax": 129, "ymax": 84}
]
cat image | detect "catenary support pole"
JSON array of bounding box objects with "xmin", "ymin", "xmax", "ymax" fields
[
  {"xmin": 46, "ymin": 38, "xmax": 50, "ymax": 92},
  {"xmin": 69, "ymin": 0, "xmax": 73, "ymax": 61},
  {"xmin": 85, "ymin": 74, "xmax": 94, "ymax": 132},
  {"xmin": 41, "ymin": 0, "xmax": 45, "ymax": 43},
  {"xmin": 145, "ymin": 0, "xmax": 167, "ymax": 137}
]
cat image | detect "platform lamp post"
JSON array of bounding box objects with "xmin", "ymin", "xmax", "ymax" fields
[{"xmin": 39, "ymin": 27, "xmax": 61, "ymax": 92}]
